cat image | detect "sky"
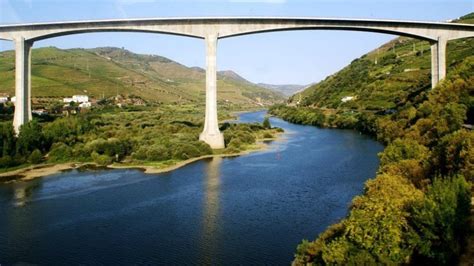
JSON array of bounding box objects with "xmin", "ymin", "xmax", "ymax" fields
[{"xmin": 0, "ymin": 0, "xmax": 472, "ymax": 85}]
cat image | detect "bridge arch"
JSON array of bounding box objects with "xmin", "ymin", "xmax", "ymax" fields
[{"xmin": 1, "ymin": 17, "xmax": 473, "ymax": 148}]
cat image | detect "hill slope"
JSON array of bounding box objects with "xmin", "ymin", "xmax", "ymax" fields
[
  {"xmin": 0, "ymin": 46, "xmax": 284, "ymax": 105},
  {"xmin": 257, "ymin": 83, "xmax": 306, "ymax": 96},
  {"xmin": 291, "ymin": 13, "xmax": 474, "ymax": 111}
]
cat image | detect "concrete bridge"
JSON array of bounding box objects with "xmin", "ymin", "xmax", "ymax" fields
[{"xmin": 1, "ymin": 17, "xmax": 473, "ymax": 148}]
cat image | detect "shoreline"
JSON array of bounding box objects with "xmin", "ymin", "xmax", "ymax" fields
[{"xmin": 0, "ymin": 134, "xmax": 284, "ymax": 184}]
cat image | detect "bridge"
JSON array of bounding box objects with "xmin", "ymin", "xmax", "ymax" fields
[{"xmin": 1, "ymin": 17, "xmax": 473, "ymax": 148}]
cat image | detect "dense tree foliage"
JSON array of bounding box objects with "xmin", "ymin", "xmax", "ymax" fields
[
  {"xmin": 0, "ymin": 105, "xmax": 281, "ymax": 172},
  {"xmin": 272, "ymin": 53, "xmax": 474, "ymax": 264}
]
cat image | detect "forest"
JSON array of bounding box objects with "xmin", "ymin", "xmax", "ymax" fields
[{"xmin": 270, "ymin": 54, "xmax": 473, "ymax": 264}]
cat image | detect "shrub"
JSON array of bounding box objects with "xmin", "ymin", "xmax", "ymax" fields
[
  {"xmin": 0, "ymin": 123, "xmax": 15, "ymax": 157},
  {"xmin": 146, "ymin": 144, "xmax": 170, "ymax": 161},
  {"xmin": 172, "ymin": 143, "xmax": 201, "ymax": 160},
  {"xmin": 263, "ymin": 117, "xmax": 271, "ymax": 129},
  {"xmin": 48, "ymin": 142, "xmax": 73, "ymax": 162},
  {"xmin": 263, "ymin": 132, "xmax": 274, "ymax": 138},
  {"xmin": 0, "ymin": 155, "xmax": 14, "ymax": 168},
  {"xmin": 16, "ymin": 120, "xmax": 46, "ymax": 155},
  {"xmin": 410, "ymin": 175, "xmax": 471, "ymax": 264},
  {"xmin": 91, "ymin": 151, "xmax": 112, "ymax": 166},
  {"xmin": 432, "ymin": 130, "xmax": 474, "ymax": 179},
  {"xmin": 379, "ymin": 138, "xmax": 430, "ymax": 167},
  {"xmin": 28, "ymin": 149, "xmax": 43, "ymax": 164},
  {"xmin": 227, "ymin": 138, "xmax": 242, "ymax": 150},
  {"xmin": 133, "ymin": 146, "xmax": 149, "ymax": 160}
]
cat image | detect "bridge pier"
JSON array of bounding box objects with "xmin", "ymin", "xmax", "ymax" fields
[
  {"xmin": 13, "ymin": 37, "xmax": 33, "ymax": 134},
  {"xmin": 199, "ymin": 34, "xmax": 225, "ymax": 149},
  {"xmin": 430, "ymin": 37, "xmax": 447, "ymax": 88}
]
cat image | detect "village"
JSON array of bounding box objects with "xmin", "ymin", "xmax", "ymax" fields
[{"xmin": 0, "ymin": 92, "xmax": 147, "ymax": 117}]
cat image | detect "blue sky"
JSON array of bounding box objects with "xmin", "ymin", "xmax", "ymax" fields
[{"xmin": 0, "ymin": 0, "xmax": 472, "ymax": 85}]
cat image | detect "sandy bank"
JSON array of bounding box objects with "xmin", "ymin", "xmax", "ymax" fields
[{"xmin": 0, "ymin": 134, "xmax": 284, "ymax": 183}]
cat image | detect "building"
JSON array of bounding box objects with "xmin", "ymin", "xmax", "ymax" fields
[
  {"xmin": 63, "ymin": 97, "xmax": 74, "ymax": 103},
  {"xmin": 79, "ymin": 102, "xmax": 91, "ymax": 108},
  {"xmin": 341, "ymin": 96, "xmax": 355, "ymax": 103},
  {"xmin": 0, "ymin": 93, "xmax": 9, "ymax": 103},
  {"xmin": 73, "ymin": 95, "xmax": 89, "ymax": 103},
  {"xmin": 63, "ymin": 95, "xmax": 89, "ymax": 103},
  {"xmin": 32, "ymin": 109, "xmax": 48, "ymax": 116}
]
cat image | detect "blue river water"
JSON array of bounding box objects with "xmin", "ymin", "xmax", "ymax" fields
[{"xmin": 0, "ymin": 111, "xmax": 383, "ymax": 265}]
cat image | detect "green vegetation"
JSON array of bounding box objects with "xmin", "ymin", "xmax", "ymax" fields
[
  {"xmin": 0, "ymin": 105, "xmax": 282, "ymax": 174},
  {"xmin": 0, "ymin": 46, "xmax": 284, "ymax": 106},
  {"xmin": 290, "ymin": 20, "xmax": 474, "ymax": 111},
  {"xmin": 277, "ymin": 57, "xmax": 473, "ymax": 266},
  {"xmin": 270, "ymin": 14, "xmax": 474, "ymax": 265}
]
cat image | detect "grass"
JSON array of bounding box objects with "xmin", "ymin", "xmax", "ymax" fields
[{"xmin": 0, "ymin": 46, "xmax": 284, "ymax": 105}]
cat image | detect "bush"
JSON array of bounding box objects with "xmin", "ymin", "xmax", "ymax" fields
[
  {"xmin": 28, "ymin": 149, "xmax": 43, "ymax": 164},
  {"xmin": 133, "ymin": 146, "xmax": 149, "ymax": 160},
  {"xmin": 48, "ymin": 142, "xmax": 73, "ymax": 162},
  {"xmin": 0, "ymin": 155, "xmax": 15, "ymax": 168},
  {"xmin": 432, "ymin": 130, "xmax": 474, "ymax": 179},
  {"xmin": 263, "ymin": 117, "xmax": 271, "ymax": 129},
  {"xmin": 91, "ymin": 151, "xmax": 112, "ymax": 166},
  {"xmin": 0, "ymin": 123, "xmax": 15, "ymax": 157},
  {"xmin": 227, "ymin": 138, "xmax": 242, "ymax": 150},
  {"xmin": 172, "ymin": 143, "xmax": 202, "ymax": 160},
  {"xmin": 263, "ymin": 132, "xmax": 274, "ymax": 138},
  {"xmin": 146, "ymin": 144, "xmax": 170, "ymax": 161},
  {"xmin": 410, "ymin": 175, "xmax": 471, "ymax": 264},
  {"xmin": 16, "ymin": 120, "xmax": 46, "ymax": 155},
  {"xmin": 85, "ymin": 138, "xmax": 129, "ymax": 160},
  {"xmin": 43, "ymin": 116, "xmax": 92, "ymax": 145},
  {"xmin": 379, "ymin": 138, "xmax": 430, "ymax": 167}
]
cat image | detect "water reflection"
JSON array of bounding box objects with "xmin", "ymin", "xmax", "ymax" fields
[
  {"xmin": 200, "ymin": 157, "xmax": 222, "ymax": 264},
  {"xmin": 12, "ymin": 180, "xmax": 41, "ymax": 207}
]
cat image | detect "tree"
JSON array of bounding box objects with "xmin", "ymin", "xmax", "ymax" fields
[
  {"xmin": 379, "ymin": 138, "xmax": 430, "ymax": 167},
  {"xmin": 262, "ymin": 116, "xmax": 271, "ymax": 129},
  {"xmin": 0, "ymin": 123, "xmax": 15, "ymax": 157},
  {"xmin": 48, "ymin": 142, "xmax": 73, "ymax": 162},
  {"xmin": 432, "ymin": 130, "xmax": 474, "ymax": 179},
  {"xmin": 28, "ymin": 149, "xmax": 43, "ymax": 164},
  {"xmin": 16, "ymin": 120, "xmax": 45, "ymax": 156},
  {"xmin": 146, "ymin": 144, "xmax": 170, "ymax": 161},
  {"xmin": 410, "ymin": 175, "xmax": 471, "ymax": 264}
]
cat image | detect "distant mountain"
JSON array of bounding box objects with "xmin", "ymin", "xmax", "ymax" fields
[
  {"xmin": 0, "ymin": 46, "xmax": 284, "ymax": 105},
  {"xmin": 257, "ymin": 83, "xmax": 307, "ymax": 96},
  {"xmin": 218, "ymin": 70, "xmax": 252, "ymax": 84}
]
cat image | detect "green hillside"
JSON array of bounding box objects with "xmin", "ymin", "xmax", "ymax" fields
[
  {"xmin": 269, "ymin": 13, "xmax": 474, "ymax": 265},
  {"xmin": 291, "ymin": 13, "xmax": 474, "ymax": 111},
  {"xmin": 0, "ymin": 46, "xmax": 284, "ymax": 105}
]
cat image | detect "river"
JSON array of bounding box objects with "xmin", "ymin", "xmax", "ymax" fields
[{"xmin": 0, "ymin": 111, "xmax": 383, "ymax": 265}]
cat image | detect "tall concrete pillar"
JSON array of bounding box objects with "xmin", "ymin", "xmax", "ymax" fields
[
  {"xmin": 13, "ymin": 37, "xmax": 33, "ymax": 134},
  {"xmin": 199, "ymin": 33, "xmax": 224, "ymax": 149},
  {"xmin": 430, "ymin": 37, "xmax": 447, "ymax": 89}
]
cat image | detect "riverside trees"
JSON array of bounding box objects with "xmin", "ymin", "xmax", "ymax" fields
[
  {"xmin": 0, "ymin": 105, "xmax": 280, "ymax": 171},
  {"xmin": 275, "ymin": 57, "xmax": 474, "ymax": 264}
]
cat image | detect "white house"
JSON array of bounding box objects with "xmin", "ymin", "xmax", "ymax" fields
[
  {"xmin": 63, "ymin": 95, "xmax": 89, "ymax": 103},
  {"xmin": 73, "ymin": 95, "xmax": 89, "ymax": 103},
  {"xmin": 79, "ymin": 102, "xmax": 91, "ymax": 108},
  {"xmin": 63, "ymin": 97, "xmax": 74, "ymax": 103},
  {"xmin": 0, "ymin": 97, "xmax": 8, "ymax": 103},
  {"xmin": 341, "ymin": 96, "xmax": 355, "ymax": 103}
]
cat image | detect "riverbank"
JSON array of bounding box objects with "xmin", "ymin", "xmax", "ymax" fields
[{"xmin": 0, "ymin": 133, "xmax": 284, "ymax": 184}]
